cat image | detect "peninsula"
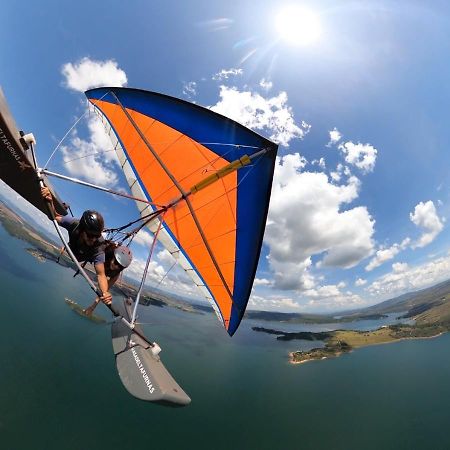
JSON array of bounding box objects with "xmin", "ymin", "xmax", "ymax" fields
[{"xmin": 253, "ymin": 303, "xmax": 450, "ymax": 364}]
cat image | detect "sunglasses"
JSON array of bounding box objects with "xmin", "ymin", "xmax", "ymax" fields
[{"xmin": 85, "ymin": 231, "xmax": 102, "ymax": 240}]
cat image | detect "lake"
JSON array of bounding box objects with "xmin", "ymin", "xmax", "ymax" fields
[{"xmin": 1, "ymin": 222, "xmax": 450, "ymax": 450}]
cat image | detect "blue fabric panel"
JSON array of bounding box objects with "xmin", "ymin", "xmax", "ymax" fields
[{"xmin": 228, "ymin": 152, "xmax": 277, "ymax": 335}]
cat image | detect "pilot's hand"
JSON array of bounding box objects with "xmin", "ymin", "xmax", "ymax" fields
[
  {"xmin": 41, "ymin": 187, "xmax": 52, "ymax": 201},
  {"xmin": 100, "ymin": 291, "xmax": 112, "ymax": 305}
]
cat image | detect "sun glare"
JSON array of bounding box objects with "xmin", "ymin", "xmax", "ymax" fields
[{"xmin": 275, "ymin": 6, "xmax": 322, "ymax": 46}]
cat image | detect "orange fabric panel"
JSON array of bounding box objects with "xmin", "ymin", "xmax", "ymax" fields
[{"xmin": 93, "ymin": 99, "xmax": 237, "ymax": 323}]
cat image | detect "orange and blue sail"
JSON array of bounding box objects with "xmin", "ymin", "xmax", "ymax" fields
[{"xmin": 86, "ymin": 87, "xmax": 278, "ymax": 336}]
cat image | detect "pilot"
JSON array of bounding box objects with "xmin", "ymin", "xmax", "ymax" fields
[{"xmin": 41, "ymin": 186, "xmax": 112, "ymax": 306}]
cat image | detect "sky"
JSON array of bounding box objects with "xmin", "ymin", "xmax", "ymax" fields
[{"xmin": 2, "ymin": 0, "xmax": 450, "ymax": 313}]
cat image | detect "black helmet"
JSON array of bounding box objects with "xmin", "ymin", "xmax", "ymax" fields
[{"xmin": 79, "ymin": 210, "xmax": 104, "ymax": 234}]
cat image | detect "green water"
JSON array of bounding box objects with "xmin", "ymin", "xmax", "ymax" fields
[{"xmin": 1, "ymin": 224, "xmax": 450, "ymax": 450}]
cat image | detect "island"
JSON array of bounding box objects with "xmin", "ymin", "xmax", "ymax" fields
[
  {"xmin": 253, "ymin": 319, "xmax": 450, "ymax": 364},
  {"xmin": 25, "ymin": 247, "xmax": 47, "ymax": 262}
]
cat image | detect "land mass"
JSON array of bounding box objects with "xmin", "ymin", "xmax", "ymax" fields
[{"xmin": 254, "ymin": 315, "xmax": 450, "ymax": 364}]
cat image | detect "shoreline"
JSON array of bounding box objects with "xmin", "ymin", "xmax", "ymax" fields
[{"xmin": 289, "ymin": 330, "xmax": 446, "ymax": 365}]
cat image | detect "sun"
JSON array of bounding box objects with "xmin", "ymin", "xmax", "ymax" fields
[{"xmin": 275, "ymin": 6, "xmax": 322, "ymax": 46}]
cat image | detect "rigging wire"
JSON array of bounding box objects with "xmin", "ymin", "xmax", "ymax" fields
[
  {"xmin": 62, "ymin": 149, "xmax": 116, "ymax": 165},
  {"xmin": 44, "ymin": 92, "xmax": 110, "ymax": 170},
  {"xmin": 131, "ymin": 210, "xmax": 167, "ymax": 325},
  {"xmin": 43, "ymin": 110, "xmax": 89, "ymax": 170}
]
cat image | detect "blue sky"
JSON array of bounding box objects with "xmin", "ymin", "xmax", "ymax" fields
[{"xmin": 2, "ymin": 0, "xmax": 450, "ymax": 312}]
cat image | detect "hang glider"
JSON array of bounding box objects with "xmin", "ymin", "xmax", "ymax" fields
[
  {"xmin": 0, "ymin": 85, "xmax": 278, "ymax": 406},
  {"xmin": 85, "ymin": 87, "xmax": 278, "ymax": 336}
]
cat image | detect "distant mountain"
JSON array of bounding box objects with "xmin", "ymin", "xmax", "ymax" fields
[
  {"xmin": 244, "ymin": 280, "xmax": 450, "ymax": 324},
  {"xmin": 361, "ymin": 279, "xmax": 450, "ymax": 315}
]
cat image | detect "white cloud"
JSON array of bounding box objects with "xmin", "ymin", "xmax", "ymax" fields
[
  {"xmin": 210, "ymin": 86, "xmax": 310, "ymax": 146},
  {"xmin": 249, "ymin": 285, "xmax": 364, "ymax": 312},
  {"xmin": 248, "ymin": 294, "xmax": 302, "ymax": 311},
  {"xmin": 337, "ymin": 141, "xmax": 378, "ymax": 173},
  {"xmin": 182, "ymin": 81, "xmax": 197, "ymax": 99},
  {"xmin": 327, "ymin": 127, "xmax": 342, "ymax": 147},
  {"xmin": 330, "ymin": 171, "xmax": 341, "ymax": 182},
  {"xmin": 329, "ymin": 163, "xmax": 352, "ymax": 183},
  {"xmin": 365, "ymin": 246, "xmax": 399, "ymax": 272},
  {"xmin": 392, "ymin": 262, "xmax": 408, "ymax": 273},
  {"xmin": 367, "ymin": 253, "xmax": 450, "ymax": 298},
  {"xmin": 311, "ymin": 157, "xmax": 326, "ymax": 169},
  {"xmin": 125, "ymin": 248, "xmax": 196, "ymax": 296},
  {"xmin": 253, "ymin": 278, "xmax": 272, "ymax": 286},
  {"xmin": 212, "ymin": 68, "xmax": 243, "ymax": 80},
  {"xmin": 355, "ymin": 278, "xmax": 367, "ymax": 286},
  {"xmin": 133, "ymin": 229, "xmax": 154, "ymax": 248},
  {"xmin": 302, "ymin": 284, "xmax": 364, "ymax": 311},
  {"xmin": 265, "ymin": 153, "xmax": 375, "ymax": 290},
  {"xmin": 127, "ymin": 257, "xmax": 165, "ymax": 282},
  {"xmin": 259, "ymin": 78, "xmax": 273, "ymax": 91},
  {"xmin": 59, "ymin": 58, "xmax": 129, "ymax": 186},
  {"xmin": 60, "ymin": 116, "xmax": 120, "ymax": 187},
  {"xmin": 267, "ymin": 256, "xmax": 315, "ymax": 291},
  {"xmin": 61, "ymin": 57, "xmax": 127, "ymax": 92},
  {"xmin": 365, "ymin": 238, "xmax": 411, "ymax": 271},
  {"xmin": 410, "ymin": 201, "xmax": 444, "ymax": 248}
]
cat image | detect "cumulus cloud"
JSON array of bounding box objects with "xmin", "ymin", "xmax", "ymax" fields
[
  {"xmin": 267, "ymin": 256, "xmax": 315, "ymax": 291},
  {"xmin": 264, "ymin": 153, "xmax": 375, "ymax": 290},
  {"xmin": 337, "ymin": 141, "xmax": 377, "ymax": 173},
  {"xmin": 248, "ymin": 294, "xmax": 302, "ymax": 311},
  {"xmin": 60, "ymin": 116, "xmax": 120, "ymax": 187},
  {"xmin": 60, "ymin": 58, "xmax": 129, "ymax": 186},
  {"xmin": 329, "ymin": 164, "xmax": 352, "ymax": 183},
  {"xmin": 259, "ymin": 78, "xmax": 273, "ymax": 91},
  {"xmin": 365, "ymin": 238, "xmax": 410, "ymax": 271},
  {"xmin": 300, "ymin": 283, "xmax": 363, "ymax": 308},
  {"xmin": 327, "ymin": 127, "xmax": 342, "ymax": 147},
  {"xmin": 249, "ymin": 285, "xmax": 364, "ymax": 311},
  {"xmin": 367, "ymin": 254, "xmax": 450, "ymax": 299},
  {"xmin": 182, "ymin": 81, "xmax": 197, "ymax": 99},
  {"xmin": 133, "ymin": 229, "xmax": 154, "ymax": 248},
  {"xmin": 212, "ymin": 68, "xmax": 243, "ymax": 80},
  {"xmin": 355, "ymin": 278, "xmax": 367, "ymax": 286},
  {"xmin": 311, "ymin": 158, "xmax": 326, "ymax": 169},
  {"xmin": 62, "ymin": 57, "xmax": 127, "ymax": 92},
  {"xmin": 253, "ymin": 278, "xmax": 273, "ymax": 286},
  {"xmin": 210, "ymin": 86, "xmax": 310, "ymax": 146},
  {"xmin": 125, "ymin": 247, "xmax": 196, "ymax": 296},
  {"xmin": 410, "ymin": 201, "xmax": 444, "ymax": 248}
]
